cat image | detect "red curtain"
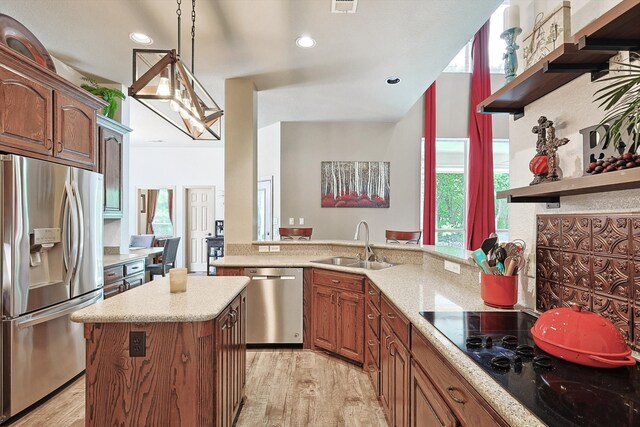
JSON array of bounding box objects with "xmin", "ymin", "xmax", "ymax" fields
[
  {"xmin": 422, "ymin": 83, "xmax": 437, "ymax": 245},
  {"xmin": 466, "ymin": 20, "xmax": 495, "ymax": 250}
]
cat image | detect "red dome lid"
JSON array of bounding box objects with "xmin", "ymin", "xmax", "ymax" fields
[{"xmin": 532, "ymin": 304, "xmax": 630, "ymax": 358}]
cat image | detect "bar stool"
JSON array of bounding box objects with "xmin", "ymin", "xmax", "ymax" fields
[
  {"xmin": 279, "ymin": 227, "xmax": 313, "ymax": 240},
  {"xmin": 385, "ymin": 230, "xmax": 421, "ymax": 244}
]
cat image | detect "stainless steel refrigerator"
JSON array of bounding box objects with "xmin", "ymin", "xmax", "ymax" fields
[{"xmin": 0, "ymin": 154, "xmax": 103, "ymax": 421}]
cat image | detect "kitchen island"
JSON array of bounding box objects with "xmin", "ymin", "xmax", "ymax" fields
[{"xmin": 71, "ymin": 275, "xmax": 249, "ymax": 427}]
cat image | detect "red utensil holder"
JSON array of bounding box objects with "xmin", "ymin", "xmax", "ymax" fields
[{"xmin": 481, "ymin": 273, "xmax": 517, "ymax": 309}]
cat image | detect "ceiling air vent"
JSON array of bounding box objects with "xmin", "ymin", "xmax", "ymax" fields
[{"xmin": 331, "ymin": 0, "xmax": 358, "ymax": 13}]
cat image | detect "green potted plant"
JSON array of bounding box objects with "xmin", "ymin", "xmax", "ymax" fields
[
  {"xmin": 80, "ymin": 77, "xmax": 126, "ymax": 119},
  {"xmin": 594, "ymin": 53, "xmax": 640, "ymax": 149}
]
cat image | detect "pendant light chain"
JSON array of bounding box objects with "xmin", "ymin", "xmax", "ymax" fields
[
  {"xmin": 176, "ymin": 0, "xmax": 182, "ymax": 56},
  {"xmin": 191, "ymin": 0, "xmax": 196, "ymax": 74}
]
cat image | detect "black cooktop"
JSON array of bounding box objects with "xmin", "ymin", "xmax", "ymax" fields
[{"xmin": 420, "ymin": 311, "xmax": 640, "ymax": 427}]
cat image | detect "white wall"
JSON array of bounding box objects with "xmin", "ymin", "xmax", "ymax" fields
[
  {"xmin": 280, "ymin": 96, "xmax": 423, "ymax": 243},
  {"xmin": 129, "ymin": 144, "xmax": 225, "ymax": 267},
  {"xmin": 258, "ymin": 122, "xmax": 281, "ymax": 239},
  {"xmin": 508, "ymin": 0, "xmax": 631, "ymax": 309}
]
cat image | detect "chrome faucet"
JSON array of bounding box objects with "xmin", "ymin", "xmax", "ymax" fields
[{"xmin": 354, "ymin": 220, "xmax": 374, "ymax": 261}]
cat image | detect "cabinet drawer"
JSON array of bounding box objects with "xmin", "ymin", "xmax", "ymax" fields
[
  {"xmin": 124, "ymin": 260, "xmax": 145, "ymax": 276},
  {"xmin": 366, "ymin": 279, "xmax": 381, "ymax": 309},
  {"xmin": 103, "ymin": 265, "xmax": 124, "ymax": 285},
  {"xmin": 125, "ymin": 272, "xmax": 145, "ymax": 290},
  {"xmin": 103, "ymin": 281, "xmax": 124, "ymax": 299},
  {"xmin": 411, "ymin": 328, "xmax": 505, "ymax": 427},
  {"xmin": 366, "ymin": 323, "xmax": 379, "ymax": 369},
  {"xmin": 312, "ymin": 269, "xmax": 364, "ymax": 293},
  {"xmin": 365, "ymin": 300, "xmax": 380, "ymax": 339},
  {"xmin": 381, "ymin": 295, "xmax": 410, "ymax": 349}
]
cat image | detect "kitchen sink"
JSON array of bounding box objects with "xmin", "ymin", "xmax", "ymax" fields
[{"xmin": 311, "ymin": 257, "xmax": 395, "ymax": 270}]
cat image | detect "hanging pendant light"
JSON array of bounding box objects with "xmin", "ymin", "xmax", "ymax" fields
[{"xmin": 129, "ymin": 0, "xmax": 223, "ymax": 140}]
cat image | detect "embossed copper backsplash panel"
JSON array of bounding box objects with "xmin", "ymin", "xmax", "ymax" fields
[{"xmin": 536, "ymin": 214, "xmax": 640, "ymax": 349}]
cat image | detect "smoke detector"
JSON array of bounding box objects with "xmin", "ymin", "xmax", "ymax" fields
[{"xmin": 331, "ymin": 0, "xmax": 358, "ymax": 13}]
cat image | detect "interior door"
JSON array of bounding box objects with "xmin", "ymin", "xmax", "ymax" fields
[
  {"xmin": 257, "ymin": 178, "xmax": 273, "ymax": 241},
  {"xmin": 186, "ymin": 187, "xmax": 214, "ymax": 272}
]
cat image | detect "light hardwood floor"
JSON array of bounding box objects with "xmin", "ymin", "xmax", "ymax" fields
[{"xmin": 6, "ymin": 350, "xmax": 387, "ymax": 427}]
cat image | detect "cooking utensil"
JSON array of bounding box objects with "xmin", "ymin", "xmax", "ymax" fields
[
  {"xmin": 472, "ymin": 249, "xmax": 491, "ymax": 274},
  {"xmin": 531, "ymin": 304, "xmax": 636, "ymax": 368},
  {"xmin": 481, "ymin": 236, "xmax": 498, "ymax": 256},
  {"xmin": 504, "ymin": 256, "xmax": 519, "ymax": 275},
  {"xmin": 495, "ymin": 247, "xmax": 507, "ymax": 273}
]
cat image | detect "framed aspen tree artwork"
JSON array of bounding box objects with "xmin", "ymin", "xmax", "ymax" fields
[{"xmin": 321, "ymin": 161, "xmax": 390, "ymax": 208}]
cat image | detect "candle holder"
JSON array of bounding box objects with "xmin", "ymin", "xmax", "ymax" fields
[{"xmin": 501, "ymin": 27, "xmax": 522, "ymax": 83}]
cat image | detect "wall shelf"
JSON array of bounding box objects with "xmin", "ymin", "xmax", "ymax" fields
[
  {"xmin": 497, "ymin": 167, "xmax": 640, "ymax": 205},
  {"xmin": 478, "ymin": 0, "xmax": 640, "ymax": 119}
]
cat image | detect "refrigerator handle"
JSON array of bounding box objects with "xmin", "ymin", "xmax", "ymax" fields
[
  {"xmin": 15, "ymin": 290, "xmax": 102, "ymax": 329},
  {"xmin": 65, "ymin": 181, "xmax": 79, "ymax": 283},
  {"xmin": 71, "ymin": 180, "xmax": 84, "ymax": 281},
  {"xmin": 61, "ymin": 183, "xmax": 73, "ymax": 285}
]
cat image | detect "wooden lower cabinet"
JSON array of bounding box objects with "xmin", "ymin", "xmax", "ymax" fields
[
  {"xmin": 410, "ymin": 359, "xmax": 458, "ymax": 427},
  {"xmin": 216, "ymin": 267, "xmax": 244, "ymax": 276},
  {"xmin": 381, "ymin": 318, "xmax": 410, "ymax": 427},
  {"xmin": 311, "ymin": 269, "xmax": 365, "ymax": 364},
  {"xmin": 216, "ymin": 293, "xmax": 245, "ymax": 427}
]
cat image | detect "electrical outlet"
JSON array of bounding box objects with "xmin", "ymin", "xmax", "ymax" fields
[
  {"xmin": 289, "ymin": 218, "xmax": 294, "ymax": 225},
  {"xmin": 444, "ymin": 260, "xmax": 461, "ymax": 274},
  {"xmin": 299, "ymin": 217, "xmax": 304, "ymax": 225},
  {"xmin": 258, "ymin": 245, "xmax": 269, "ymax": 252},
  {"xmin": 129, "ymin": 331, "xmax": 146, "ymax": 357},
  {"xmin": 269, "ymin": 245, "xmax": 281, "ymax": 252}
]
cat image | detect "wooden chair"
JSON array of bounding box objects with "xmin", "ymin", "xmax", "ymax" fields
[
  {"xmin": 279, "ymin": 227, "xmax": 313, "ymax": 240},
  {"xmin": 385, "ymin": 230, "xmax": 421, "ymax": 244}
]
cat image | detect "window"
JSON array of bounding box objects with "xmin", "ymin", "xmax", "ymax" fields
[
  {"xmin": 421, "ymin": 138, "xmax": 509, "ymax": 248},
  {"xmin": 151, "ymin": 189, "xmax": 174, "ymax": 237},
  {"xmin": 443, "ymin": 3, "xmax": 508, "ymax": 74}
]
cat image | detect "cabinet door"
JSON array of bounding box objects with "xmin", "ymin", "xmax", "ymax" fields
[
  {"xmin": 216, "ymin": 306, "xmax": 232, "ymax": 427},
  {"xmin": 380, "ymin": 319, "xmax": 393, "ymax": 420},
  {"xmin": 312, "ymin": 285, "xmax": 337, "ymax": 352},
  {"xmin": 0, "ymin": 67, "xmax": 53, "ymax": 155},
  {"xmin": 102, "ymin": 281, "xmax": 124, "ymax": 299},
  {"xmin": 229, "ymin": 296, "xmax": 242, "ymax": 419},
  {"xmin": 410, "ymin": 359, "xmax": 458, "ymax": 427},
  {"xmin": 124, "ymin": 272, "xmax": 145, "ymax": 291},
  {"xmin": 391, "ymin": 339, "xmax": 410, "ymax": 427},
  {"xmin": 54, "ymin": 91, "xmax": 96, "ymax": 169},
  {"xmin": 216, "ymin": 267, "xmax": 243, "ymax": 276},
  {"xmin": 336, "ymin": 290, "xmax": 364, "ymax": 363},
  {"xmin": 99, "ymin": 125, "xmax": 123, "ymax": 217}
]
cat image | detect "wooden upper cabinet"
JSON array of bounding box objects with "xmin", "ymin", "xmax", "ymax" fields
[
  {"xmin": 54, "ymin": 91, "xmax": 96, "ymax": 169},
  {"xmin": 97, "ymin": 116, "xmax": 130, "ymax": 218},
  {"xmin": 0, "ymin": 44, "xmax": 105, "ymax": 170},
  {"xmin": 0, "ymin": 66, "xmax": 53, "ymax": 155}
]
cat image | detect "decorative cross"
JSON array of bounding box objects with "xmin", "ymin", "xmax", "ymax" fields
[{"xmin": 531, "ymin": 116, "xmax": 553, "ymax": 155}]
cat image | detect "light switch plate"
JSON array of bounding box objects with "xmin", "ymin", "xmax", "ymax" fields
[
  {"xmin": 269, "ymin": 245, "xmax": 281, "ymax": 252},
  {"xmin": 258, "ymin": 245, "xmax": 269, "ymax": 253},
  {"xmin": 444, "ymin": 260, "xmax": 461, "ymax": 274},
  {"xmin": 289, "ymin": 218, "xmax": 295, "ymax": 225},
  {"xmin": 299, "ymin": 217, "xmax": 304, "ymax": 225}
]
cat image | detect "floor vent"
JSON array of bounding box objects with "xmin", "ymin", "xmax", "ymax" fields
[{"xmin": 331, "ymin": 0, "xmax": 358, "ymax": 13}]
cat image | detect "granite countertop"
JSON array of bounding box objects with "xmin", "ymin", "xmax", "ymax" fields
[
  {"xmin": 71, "ymin": 276, "xmax": 249, "ymax": 323},
  {"xmin": 213, "ymin": 255, "xmax": 543, "ymax": 427},
  {"xmin": 103, "ymin": 253, "xmax": 147, "ymax": 268}
]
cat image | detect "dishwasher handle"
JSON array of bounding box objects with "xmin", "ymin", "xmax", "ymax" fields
[{"xmin": 249, "ymin": 275, "xmax": 297, "ymax": 280}]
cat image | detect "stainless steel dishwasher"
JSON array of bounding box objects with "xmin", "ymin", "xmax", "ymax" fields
[{"xmin": 243, "ymin": 267, "xmax": 303, "ymax": 345}]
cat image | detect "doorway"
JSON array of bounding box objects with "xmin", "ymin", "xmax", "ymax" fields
[
  {"xmin": 185, "ymin": 187, "xmax": 215, "ymax": 272},
  {"xmin": 257, "ymin": 178, "xmax": 273, "ymax": 241}
]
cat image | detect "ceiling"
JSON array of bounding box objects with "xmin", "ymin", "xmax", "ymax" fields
[{"xmin": 2, "ymin": 0, "xmax": 500, "ymax": 140}]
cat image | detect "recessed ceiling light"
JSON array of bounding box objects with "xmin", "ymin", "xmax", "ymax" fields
[
  {"xmin": 296, "ymin": 35, "xmax": 316, "ymax": 48},
  {"xmin": 386, "ymin": 77, "xmax": 401, "ymax": 85},
  {"xmin": 129, "ymin": 32, "xmax": 153, "ymax": 45}
]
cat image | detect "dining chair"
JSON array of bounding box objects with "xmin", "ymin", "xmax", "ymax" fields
[
  {"xmin": 385, "ymin": 230, "xmax": 421, "ymax": 244},
  {"xmin": 146, "ymin": 237, "xmax": 181, "ymax": 277}
]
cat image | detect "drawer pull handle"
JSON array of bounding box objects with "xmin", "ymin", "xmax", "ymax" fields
[
  {"xmin": 368, "ymin": 339, "xmax": 376, "ymax": 346},
  {"xmin": 387, "ymin": 313, "xmax": 397, "ymax": 319},
  {"xmin": 368, "ymin": 290, "xmax": 376, "ymax": 295},
  {"xmin": 447, "ymin": 387, "xmax": 466, "ymax": 404},
  {"xmin": 389, "ymin": 341, "xmax": 396, "ymax": 357},
  {"xmin": 368, "ymin": 364, "xmax": 377, "ymax": 372},
  {"xmin": 106, "ymin": 273, "xmax": 116, "ymax": 277},
  {"xmin": 129, "ymin": 266, "xmax": 141, "ymax": 270},
  {"xmin": 367, "ymin": 314, "xmax": 375, "ymax": 320},
  {"xmin": 331, "ymin": 279, "xmax": 340, "ymax": 284}
]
